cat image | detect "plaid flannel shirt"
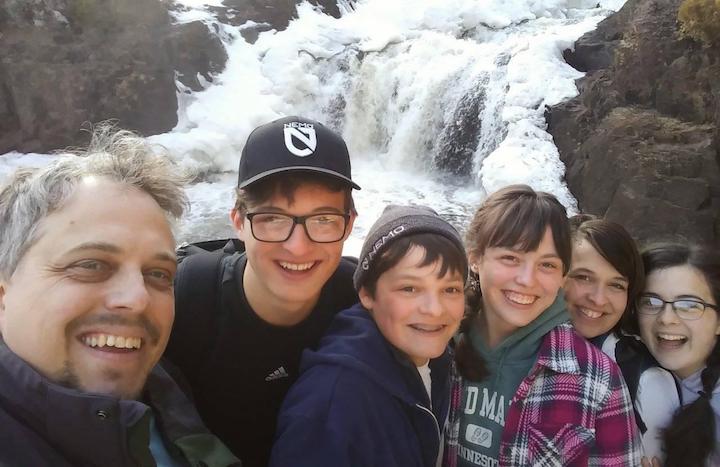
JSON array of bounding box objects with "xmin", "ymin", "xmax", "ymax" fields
[{"xmin": 444, "ymin": 323, "xmax": 642, "ymax": 467}]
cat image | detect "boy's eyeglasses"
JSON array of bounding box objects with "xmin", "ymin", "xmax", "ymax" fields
[
  {"xmin": 636, "ymin": 294, "xmax": 718, "ymax": 321},
  {"xmin": 246, "ymin": 212, "xmax": 350, "ymax": 243}
]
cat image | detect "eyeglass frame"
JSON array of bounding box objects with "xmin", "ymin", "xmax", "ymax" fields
[
  {"xmin": 245, "ymin": 211, "xmax": 351, "ymax": 243},
  {"xmin": 636, "ymin": 293, "xmax": 719, "ymax": 321}
]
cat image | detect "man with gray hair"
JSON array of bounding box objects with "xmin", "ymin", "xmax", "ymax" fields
[{"xmin": 0, "ymin": 126, "xmax": 240, "ymax": 466}]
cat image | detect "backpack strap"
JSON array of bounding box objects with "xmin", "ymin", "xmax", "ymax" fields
[
  {"xmin": 167, "ymin": 239, "xmax": 243, "ymax": 378},
  {"xmin": 615, "ymin": 335, "xmax": 652, "ymax": 434}
]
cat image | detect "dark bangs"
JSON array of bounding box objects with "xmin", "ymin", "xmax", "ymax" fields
[
  {"xmin": 466, "ymin": 185, "xmax": 571, "ymax": 274},
  {"xmin": 234, "ymin": 171, "xmax": 355, "ymax": 214},
  {"xmin": 577, "ymin": 220, "xmax": 644, "ymax": 306},
  {"xmin": 642, "ymin": 243, "xmax": 720, "ymax": 307},
  {"xmin": 361, "ymin": 233, "xmax": 468, "ymax": 297}
]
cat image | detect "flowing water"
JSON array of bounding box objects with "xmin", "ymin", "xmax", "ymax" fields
[{"xmin": 0, "ymin": 0, "xmax": 626, "ymax": 255}]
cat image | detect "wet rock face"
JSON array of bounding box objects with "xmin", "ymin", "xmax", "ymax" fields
[
  {"xmin": 169, "ymin": 20, "xmax": 228, "ymax": 92},
  {"xmin": 208, "ymin": 0, "xmax": 343, "ymax": 43},
  {"xmin": 549, "ymin": 0, "xmax": 720, "ymax": 247},
  {"xmin": 0, "ymin": 0, "xmax": 178, "ymax": 153},
  {"xmin": 0, "ymin": 0, "xmax": 345, "ymax": 154}
]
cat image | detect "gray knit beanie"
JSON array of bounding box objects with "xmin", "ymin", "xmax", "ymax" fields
[{"xmin": 353, "ymin": 204, "xmax": 468, "ymax": 290}]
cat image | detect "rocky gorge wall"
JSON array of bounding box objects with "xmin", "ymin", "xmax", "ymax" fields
[
  {"xmin": 2, "ymin": 0, "xmax": 717, "ymax": 247},
  {"xmin": 548, "ymin": 0, "xmax": 720, "ymax": 247},
  {"xmin": 0, "ymin": 0, "xmax": 338, "ymax": 153}
]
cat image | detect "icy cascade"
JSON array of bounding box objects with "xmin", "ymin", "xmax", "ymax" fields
[
  {"xmin": 0, "ymin": 0, "xmax": 627, "ymax": 249},
  {"xmin": 160, "ymin": 0, "xmax": 624, "ymax": 207}
]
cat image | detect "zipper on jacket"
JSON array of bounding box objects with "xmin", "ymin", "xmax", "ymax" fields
[{"xmin": 415, "ymin": 403, "xmax": 441, "ymax": 464}]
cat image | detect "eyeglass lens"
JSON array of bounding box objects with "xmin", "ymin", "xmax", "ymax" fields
[
  {"xmin": 637, "ymin": 295, "xmax": 706, "ymax": 319},
  {"xmin": 250, "ymin": 213, "xmax": 347, "ymax": 242}
]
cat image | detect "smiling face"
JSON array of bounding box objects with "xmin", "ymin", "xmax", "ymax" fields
[
  {"xmin": 473, "ymin": 227, "xmax": 565, "ymax": 347},
  {"xmin": 0, "ymin": 179, "xmax": 176, "ymax": 399},
  {"xmin": 359, "ymin": 246, "xmax": 465, "ymax": 366},
  {"xmin": 638, "ymin": 265, "xmax": 720, "ymax": 379},
  {"xmin": 233, "ymin": 182, "xmax": 354, "ymax": 325},
  {"xmin": 565, "ymin": 239, "xmax": 629, "ymax": 338}
]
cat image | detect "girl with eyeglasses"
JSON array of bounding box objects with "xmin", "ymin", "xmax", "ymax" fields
[
  {"xmin": 564, "ymin": 218, "xmax": 678, "ymax": 462},
  {"xmin": 632, "ymin": 243, "xmax": 720, "ymax": 467},
  {"xmin": 444, "ymin": 185, "xmax": 641, "ymax": 467}
]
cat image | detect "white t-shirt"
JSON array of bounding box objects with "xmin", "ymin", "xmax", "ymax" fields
[
  {"xmin": 417, "ymin": 363, "xmax": 447, "ymax": 467},
  {"xmin": 417, "ymin": 363, "xmax": 432, "ymax": 404},
  {"xmin": 603, "ymin": 333, "xmax": 680, "ymax": 461}
]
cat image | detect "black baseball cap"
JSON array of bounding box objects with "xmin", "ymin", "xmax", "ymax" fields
[{"xmin": 237, "ymin": 116, "xmax": 361, "ymax": 190}]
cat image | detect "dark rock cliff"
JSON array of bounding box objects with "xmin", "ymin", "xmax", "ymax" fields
[
  {"xmin": 0, "ymin": 0, "xmax": 178, "ymax": 153},
  {"xmin": 0, "ymin": 0, "xmax": 339, "ymax": 154},
  {"xmin": 549, "ymin": 0, "xmax": 720, "ymax": 247}
]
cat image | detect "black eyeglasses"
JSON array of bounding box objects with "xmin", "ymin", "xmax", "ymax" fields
[
  {"xmin": 636, "ymin": 294, "xmax": 719, "ymax": 321},
  {"xmin": 246, "ymin": 212, "xmax": 350, "ymax": 243}
]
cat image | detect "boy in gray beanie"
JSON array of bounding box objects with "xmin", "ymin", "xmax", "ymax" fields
[{"xmin": 271, "ymin": 204, "xmax": 467, "ymax": 467}]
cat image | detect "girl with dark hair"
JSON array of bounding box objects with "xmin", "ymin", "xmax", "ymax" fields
[
  {"xmin": 566, "ymin": 218, "xmax": 644, "ymax": 343},
  {"xmin": 444, "ymin": 185, "xmax": 641, "ymax": 467},
  {"xmin": 565, "ymin": 218, "xmax": 678, "ymax": 461},
  {"xmin": 635, "ymin": 243, "xmax": 720, "ymax": 467}
]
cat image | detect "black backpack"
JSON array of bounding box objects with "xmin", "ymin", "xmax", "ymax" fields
[
  {"xmin": 614, "ymin": 334, "xmax": 659, "ymax": 435},
  {"xmin": 168, "ymin": 238, "xmax": 245, "ymax": 376}
]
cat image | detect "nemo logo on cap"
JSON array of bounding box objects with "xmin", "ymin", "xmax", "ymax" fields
[{"xmin": 284, "ymin": 122, "xmax": 317, "ymax": 157}]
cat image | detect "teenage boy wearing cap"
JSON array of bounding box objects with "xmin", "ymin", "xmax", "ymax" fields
[
  {"xmin": 270, "ymin": 205, "xmax": 468, "ymax": 467},
  {"xmin": 164, "ymin": 116, "xmax": 360, "ymax": 467}
]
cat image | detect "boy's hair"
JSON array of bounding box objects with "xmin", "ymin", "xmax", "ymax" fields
[
  {"xmin": 360, "ymin": 233, "xmax": 467, "ymax": 298},
  {"xmin": 353, "ymin": 204, "xmax": 468, "ymax": 291},
  {"xmin": 0, "ymin": 123, "xmax": 187, "ymax": 280},
  {"xmin": 233, "ymin": 172, "xmax": 355, "ymax": 216}
]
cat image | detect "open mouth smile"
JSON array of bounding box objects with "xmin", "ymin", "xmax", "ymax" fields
[
  {"xmin": 278, "ymin": 261, "xmax": 316, "ymax": 272},
  {"xmin": 504, "ymin": 290, "xmax": 537, "ymax": 305},
  {"xmin": 577, "ymin": 307, "xmax": 604, "ymax": 319},
  {"xmin": 80, "ymin": 333, "xmax": 142, "ymax": 351},
  {"xmin": 656, "ymin": 332, "xmax": 688, "ymax": 348}
]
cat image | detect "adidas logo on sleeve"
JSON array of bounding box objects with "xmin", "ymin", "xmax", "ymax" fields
[{"xmin": 265, "ymin": 366, "xmax": 290, "ymax": 382}]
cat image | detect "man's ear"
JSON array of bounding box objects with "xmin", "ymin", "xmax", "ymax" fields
[
  {"xmin": 230, "ymin": 209, "xmax": 247, "ymax": 242},
  {"xmin": 358, "ymin": 286, "xmax": 374, "ymax": 311},
  {"xmin": 0, "ymin": 282, "xmax": 6, "ymax": 329}
]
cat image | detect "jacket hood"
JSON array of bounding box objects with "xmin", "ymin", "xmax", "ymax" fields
[
  {"xmin": 470, "ymin": 293, "xmax": 570, "ymax": 367},
  {"xmin": 301, "ymin": 303, "xmax": 451, "ymax": 407}
]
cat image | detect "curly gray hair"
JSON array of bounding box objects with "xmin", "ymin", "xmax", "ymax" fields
[{"xmin": 0, "ymin": 124, "xmax": 188, "ymax": 279}]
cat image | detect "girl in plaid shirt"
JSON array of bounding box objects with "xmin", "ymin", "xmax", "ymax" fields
[{"xmin": 444, "ymin": 185, "xmax": 641, "ymax": 467}]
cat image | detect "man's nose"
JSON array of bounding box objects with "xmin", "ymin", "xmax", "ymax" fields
[{"xmin": 105, "ymin": 269, "xmax": 150, "ymax": 313}]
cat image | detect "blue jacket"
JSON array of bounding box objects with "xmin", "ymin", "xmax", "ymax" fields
[{"xmin": 270, "ymin": 304, "xmax": 452, "ymax": 467}]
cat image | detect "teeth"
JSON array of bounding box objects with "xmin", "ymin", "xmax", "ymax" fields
[
  {"xmin": 505, "ymin": 291, "xmax": 536, "ymax": 305},
  {"xmin": 82, "ymin": 334, "xmax": 142, "ymax": 349},
  {"xmin": 411, "ymin": 324, "xmax": 444, "ymax": 332},
  {"xmin": 579, "ymin": 307, "xmax": 603, "ymax": 319},
  {"xmin": 279, "ymin": 261, "xmax": 315, "ymax": 271},
  {"xmin": 658, "ymin": 333, "xmax": 686, "ymax": 341}
]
